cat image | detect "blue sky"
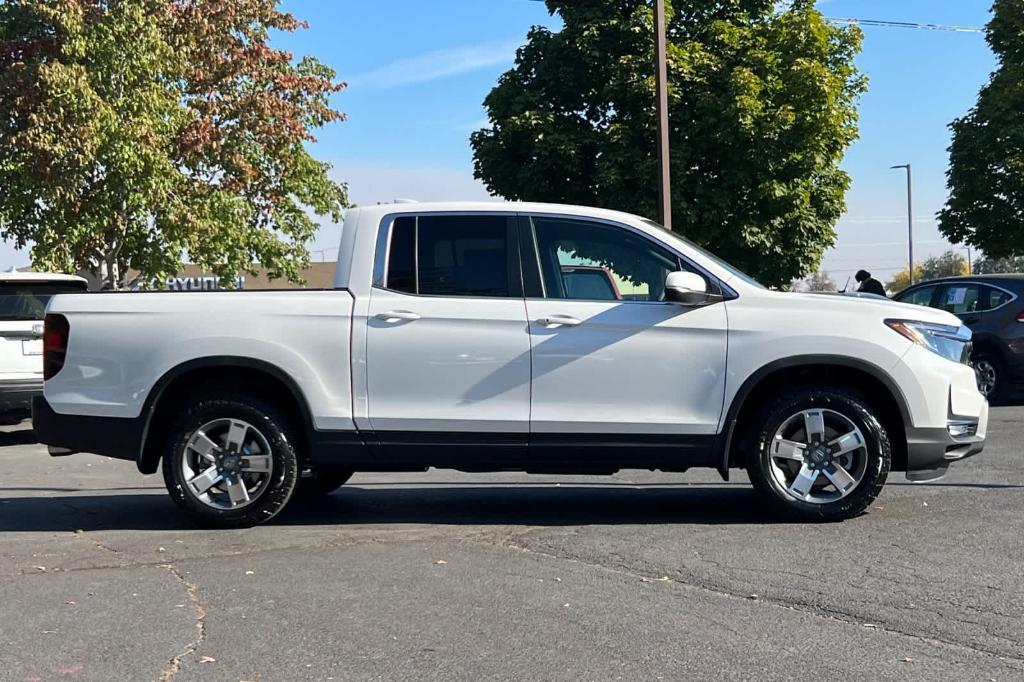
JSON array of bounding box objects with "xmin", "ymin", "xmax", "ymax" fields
[
  {"xmin": 1, "ymin": 1, "xmax": 1000, "ymax": 282},
  {"xmin": 277, "ymin": 0, "xmax": 997, "ymax": 281}
]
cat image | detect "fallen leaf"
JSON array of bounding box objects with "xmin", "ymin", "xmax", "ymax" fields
[{"xmin": 199, "ymin": 656, "xmax": 216, "ymax": 664}]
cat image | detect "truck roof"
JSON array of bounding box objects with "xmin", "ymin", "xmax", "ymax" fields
[{"xmin": 348, "ymin": 201, "xmax": 651, "ymax": 225}]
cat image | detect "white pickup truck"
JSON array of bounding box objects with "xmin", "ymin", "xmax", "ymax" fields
[{"xmin": 33, "ymin": 202, "xmax": 987, "ymax": 526}]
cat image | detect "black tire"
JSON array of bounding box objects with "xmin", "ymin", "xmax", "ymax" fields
[
  {"xmin": 745, "ymin": 386, "xmax": 890, "ymax": 521},
  {"xmin": 162, "ymin": 393, "xmax": 300, "ymax": 528},
  {"xmin": 972, "ymin": 350, "xmax": 1006, "ymax": 404},
  {"xmin": 295, "ymin": 470, "xmax": 353, "ymax": 498}
]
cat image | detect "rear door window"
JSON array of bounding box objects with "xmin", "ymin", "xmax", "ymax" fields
[
  {"xmin": 0, "ymin": 282, "xmax": 87, "ymax": 321},
  {"xmin": 384, "ymin": 215, "xmax": 517, "ymax": 298},
  {"xmin": 937, "ymin": 284, "xmax": 982, "ymax": 315}
]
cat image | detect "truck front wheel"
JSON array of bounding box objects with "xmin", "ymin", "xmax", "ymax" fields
[
  {"xmin": 745, "ymin": 387, "xmax": 890, "ymax": 521},
  {"xmin": 161, "ymin": 394, "xmax": 300, "ymax": 527}
]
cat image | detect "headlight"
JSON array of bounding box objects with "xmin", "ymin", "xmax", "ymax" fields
[{"xmin": 885, "ymin": 319, "xmax": 972, "ymax": 364}]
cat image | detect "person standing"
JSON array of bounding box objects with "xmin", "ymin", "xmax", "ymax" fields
[{"xmin": 855, "ymin": 270, "xmax": 886, "ymax": 297}]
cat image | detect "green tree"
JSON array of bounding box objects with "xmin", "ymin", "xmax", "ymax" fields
[
  {"xmin": 0, "ymin": 0, "xmax": 346, "ymax": 289},
  {"xmin": 471, "ymin": 0, "xmax": 866, "ymax": 288},
  {"xmin": 974, "ymin": 254, "xmax": 1024, "ymax": 274},
  {"xmin": 938, "ymin": 0, "xmax": 1024, "ymax": 258},
  {"xmin": 885, "ymin": 250, "xmax": 968, "ymax": 292},
  {"xmin": 801, "ymin": 270, "xmax": 836, "ymax": 292}
]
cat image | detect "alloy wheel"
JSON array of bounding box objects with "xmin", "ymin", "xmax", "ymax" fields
[
  {"xmin": 179, "ymin": 418, "xmax": 274, "ymax": 510},
  {"xmin": 768, "ymin": 408, "xmax": 869, "ymax": 504},
  {"xmin": 975, "ymin": 359, "xmax": 997, "ymax": 397}
]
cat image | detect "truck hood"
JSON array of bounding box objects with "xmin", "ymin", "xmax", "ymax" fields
[{"xmin": 763, "ymin": 290, "xmax": 963, "ymax": 328}]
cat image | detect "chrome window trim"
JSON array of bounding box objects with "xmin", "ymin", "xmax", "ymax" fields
[{"xmin": 931, "ymin": 280, "xmax": 1020, "ymax": 313}]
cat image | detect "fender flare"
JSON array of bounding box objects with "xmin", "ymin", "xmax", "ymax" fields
[
  {"xmin": 714, "ymin": 354, "xmax": 912, "ymax": 479},
  {"xmin": 136, "ymin": 356, "xmax": 316, "ymax": 474}
]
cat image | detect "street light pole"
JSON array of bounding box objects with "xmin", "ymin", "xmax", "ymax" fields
[
  {"xmin": 654, "ymin": 0, "xmax": 672, "ymax": 231},
  {"xmin": 891, "ymin": 164, "xmax": 914, "ymax": 285}
]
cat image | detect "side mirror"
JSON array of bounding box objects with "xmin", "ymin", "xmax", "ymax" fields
[{"xmin": 665, "ymin": 271, "xmax": 709, "ymax": 305}]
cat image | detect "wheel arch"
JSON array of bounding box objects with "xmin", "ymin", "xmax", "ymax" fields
[
  {"xmin": 137, "ymin": 356, "xmax": 316, "ymax": 474},
  {"xmin": 717, "ymin": 355, "xmax": 911, "ymax": 478}
]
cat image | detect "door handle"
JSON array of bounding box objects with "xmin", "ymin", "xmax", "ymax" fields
[
  {"xmin": 375, "ymin": 310, "xmax": 421, "ymax": 322},
  {"xmin": 536, "ymin": 315, "xmax": 582, "ymax": 327}
]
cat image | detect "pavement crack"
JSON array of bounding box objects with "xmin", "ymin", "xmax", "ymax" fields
[
  {"xmin": 158, "ymin": 562, "xmax": 207, "ymax": 682},
  {"xmin": 496, "ymin": 538, "xmax": 1024, "ymax": 669}
]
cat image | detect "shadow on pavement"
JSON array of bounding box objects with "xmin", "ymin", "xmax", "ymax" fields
[
  {"xmin": 0, "ymin": 429, "xmax": 39, "ymax": 447},
  {"xmin": 0, "ymin": 485, "xmax": 789, "ymax": 532},
  {"xmin": 2, "ymin": 477, "xmax": 1018, "ymax": 533}
]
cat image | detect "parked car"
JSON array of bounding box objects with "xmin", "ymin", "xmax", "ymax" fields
[
  {"xmin": 892, "ymin": 275, "xmax": 1024, "ymax": 402},
  {"xmin": 0, "ymin": 273, "xmax": 88, "ymax": 424},
  {"xmin": 33, "ymin": 202, "xmax": 986, "ymax": 526}
]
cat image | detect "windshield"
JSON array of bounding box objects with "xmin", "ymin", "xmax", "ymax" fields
[
  {"xmin": 639, "ymin": 218, "xmax": 766, "ymax": 289},
  {"xmin": 0, "ymin": 282, "xmax": 87, "ymax": 321}
]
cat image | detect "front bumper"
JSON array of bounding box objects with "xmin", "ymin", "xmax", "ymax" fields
[
  {"xmin": 904, "ymin": 399, "xmax": 988, "ymax": 481},
  {"xmin": 0, "ymin": 378, "xmax": 43, "ymax": 422},
  {"xmin": 31, "ymin": 396, "xmax": 143, "ymax": 462}
]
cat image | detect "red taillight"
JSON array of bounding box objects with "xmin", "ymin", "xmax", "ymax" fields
[
  {"xmin": 43, "ymin": 314, "xmax": 69, "ymax": 380},
  {"xmin": 1016, "ymin": 309, "xmax": 1024, "ymax": 323}
]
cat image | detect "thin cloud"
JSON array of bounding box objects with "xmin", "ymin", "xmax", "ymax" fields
[{"xmin": 349, "ymin": 40, "xmax": 521, "ymax": 89}]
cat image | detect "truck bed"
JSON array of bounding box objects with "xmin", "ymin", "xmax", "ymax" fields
[{"xmin": 44, "ymin": 289, "xmax": 357, "ymax": 431}]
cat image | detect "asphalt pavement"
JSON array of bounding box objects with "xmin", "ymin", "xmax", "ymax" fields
[{"xmin": 1, "ymin": 408, "xmax": 1022, "ymax": 681}]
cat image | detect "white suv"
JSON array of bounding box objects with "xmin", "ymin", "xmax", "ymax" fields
[{"xmin": 0, "ymin": 273, "xmax": 87, "ymax": 424}]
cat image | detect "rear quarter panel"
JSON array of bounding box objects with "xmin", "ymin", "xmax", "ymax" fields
[{"xmin": 44, "ymin": 290, "xmax": 355, "ymax": 430}]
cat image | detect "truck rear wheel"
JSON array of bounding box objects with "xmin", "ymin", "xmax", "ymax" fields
[
  {"xmin": 745, "ymin": 386, "xmax": 890, "ymax": 521},
  {"xmin": 161, "ymin": 394, "xmax": 299, "ymax": 527}
]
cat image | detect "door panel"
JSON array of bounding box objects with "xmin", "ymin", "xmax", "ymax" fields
[
  {"xmin": 366, "ymin": 288, "xmax": 531, "ymax": 432},
  {"xmin": 364, "ymin": 214, "xmax": 531, "ymax": 435},
  {"xmin": 523, "ymin": 216, "xmax": 728, "ymax": 435},
  {"xmin": 526, "ymin": 300, "xmax": 728, "ymax": 434}
]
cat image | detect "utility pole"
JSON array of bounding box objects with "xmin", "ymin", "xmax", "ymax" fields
[
  {"xmin": 654, "ymin": 0, "xmax": 672, "ymax": 231},
  {"xmin": 891, "ymin": 164, "xmax": 914, "ymax": 284}
]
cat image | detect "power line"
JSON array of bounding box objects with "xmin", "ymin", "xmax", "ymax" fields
[{"xmin": 826, "ymin": 18, "xmax": 984, "ymax": 34}]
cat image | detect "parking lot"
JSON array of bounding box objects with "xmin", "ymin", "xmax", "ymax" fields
[{"xmin": 0, "ymin": 408, "xmax": 1021, "ymax": 681}]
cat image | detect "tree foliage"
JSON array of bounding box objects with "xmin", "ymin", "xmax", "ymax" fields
[
  {"xmin": 471, "ymin": 0, "xmax": 866, "ymax": 288},
  {"xmin": 938, "ymin": 0, "xmax": 1024, "ymax": 258},
  {"xmin": 0, "ymin": 0, "xmax": 347, "ymax": 288},
  {"xmin": 974, "ymin": 254, "xmax": 1024, "ymax": 274},
  {"xmin": 885, "ymin": 250, "xmax": 969, "ymax": 293},
  {"xmin": 800, "ymin": 269, "xmax": 836, "ymax": 292}
]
